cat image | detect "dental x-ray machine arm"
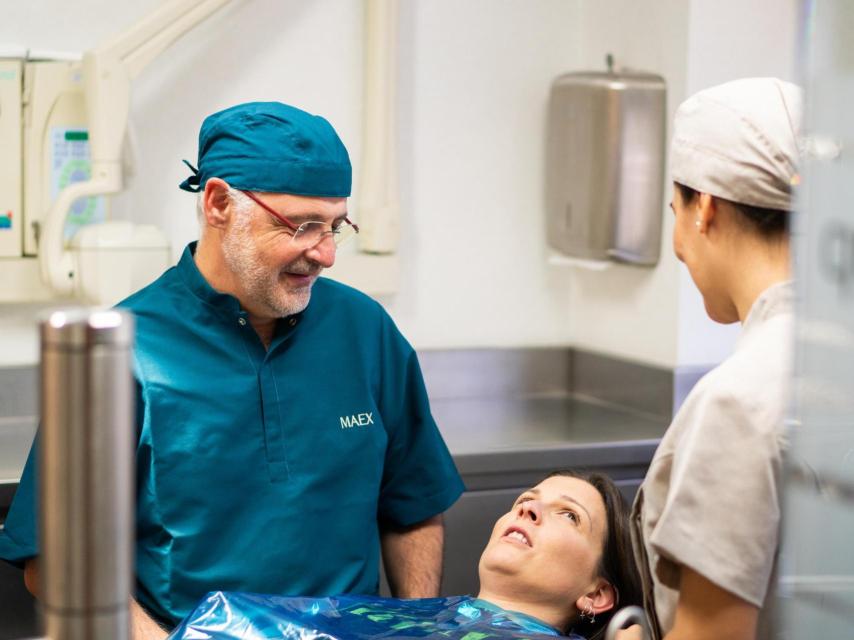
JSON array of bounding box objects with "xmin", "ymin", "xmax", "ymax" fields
[{"xmin": 39, "ymin": 0, "xmax": 232, "ymax": 295}]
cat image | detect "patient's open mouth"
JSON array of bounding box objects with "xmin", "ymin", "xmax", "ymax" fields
[{"xmin": 502, "ymin": 527, "xmax": 531, "ymax": 547}]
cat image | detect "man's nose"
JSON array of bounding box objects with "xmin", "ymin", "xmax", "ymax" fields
[
  {"xmin": 305, "ymin": 235, "xmax": 337, "ymax": 268},
  {"xmin": 517, "ymin": 500, "xmax": 541, "ymax": 524}
]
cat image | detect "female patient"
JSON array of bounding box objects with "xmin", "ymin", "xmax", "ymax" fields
[{"xmin": 171, "ymin": 470, "xmax": 642, "ymax": 639}]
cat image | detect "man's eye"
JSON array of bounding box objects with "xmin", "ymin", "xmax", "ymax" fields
[{"xmin": 514, "ymin": 496, "xmax": 532, "ymax": 507}]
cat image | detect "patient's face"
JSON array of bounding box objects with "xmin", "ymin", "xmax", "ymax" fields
[{"xmin": 478, "ymin": 475, "xmax": 607, "ymax": 607}]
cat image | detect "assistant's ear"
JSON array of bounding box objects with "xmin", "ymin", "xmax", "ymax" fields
[
  {"xmin": 575, "ymin": 579, "xmax": 617, "ymax": 616},
  {"xmin": 202, "ymin": 177, "xmax": 233, "ymax": 230},
  {"xmin": 695, "ymin": 192, "xmax": 718, "ymax": 234}
]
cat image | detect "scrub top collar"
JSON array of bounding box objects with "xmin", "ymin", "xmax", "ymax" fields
[
  {"xmin": 177, "ymin": 242, "xmax": 305, "ymax": 328},
  {"xmin": 738, "ymin": 280, "xmax": 794, "ymax": 348}
]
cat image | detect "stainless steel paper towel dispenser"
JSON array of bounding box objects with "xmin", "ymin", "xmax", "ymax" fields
[{"xmin": 546, "ymin": 69, "xmax": 666, "ymax": 265}]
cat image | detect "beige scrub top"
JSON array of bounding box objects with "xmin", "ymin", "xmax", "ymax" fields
[{"xmin": 631, "ymin": 281, "xmax": 793, "ymax": 639}]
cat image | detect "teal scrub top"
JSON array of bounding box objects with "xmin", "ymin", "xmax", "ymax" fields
[{"xmin": 0, "ymin": 243, "xmax": 465, "ymax": 627}]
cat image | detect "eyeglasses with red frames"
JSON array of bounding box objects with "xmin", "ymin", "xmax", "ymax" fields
[{"xmin": 240, "ymin": 190, "xmax": 359, "ymax": 248}]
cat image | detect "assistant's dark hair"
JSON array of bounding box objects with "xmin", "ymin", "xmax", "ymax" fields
[
  {"xmin": 675, "ymin": 182, "xmax": 789, "ymax": 239},
  {"xmin": 546, "ymin": 470, "xmax": 642, "ymax": 640}
]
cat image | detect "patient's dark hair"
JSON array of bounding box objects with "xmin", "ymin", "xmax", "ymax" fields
[
  {"xmin": 546, "ymin": 470, "xmax": 642, "ymax": 640},
  {"xmin": 675, "ymin": 182, "xmax": 789, "ymax": 239}
]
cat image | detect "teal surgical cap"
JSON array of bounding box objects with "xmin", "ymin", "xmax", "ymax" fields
[{"xmin": 179, "ymin": 102, "xmax": 351, "ymax": 197}]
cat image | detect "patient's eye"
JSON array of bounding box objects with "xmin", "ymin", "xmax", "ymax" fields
[{"xmin": 560, "ymin": 510, "xmax": 580, "ymax": 525}]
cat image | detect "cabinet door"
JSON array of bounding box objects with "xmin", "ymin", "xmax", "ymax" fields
[{"xmin": 0, "ymin": 562, "xmax": 39, "ymax": 639}]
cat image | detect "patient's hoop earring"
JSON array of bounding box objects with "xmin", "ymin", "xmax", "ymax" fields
[{"xmin": 581, "ymin": 605, "xmax": 596, "ymax": 623}]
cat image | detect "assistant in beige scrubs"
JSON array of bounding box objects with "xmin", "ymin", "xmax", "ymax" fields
[{"xmin": 628, "ymin": 78, "xmax": 802, "ymax": 640}]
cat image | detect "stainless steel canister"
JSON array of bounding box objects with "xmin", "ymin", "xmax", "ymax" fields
[{"xmin": 39, "ymin": 309, "xmax": 134, "ymax": 640}]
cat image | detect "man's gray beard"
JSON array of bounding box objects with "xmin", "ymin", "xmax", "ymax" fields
[{"xmin": 222, "ymin": 221, "xmax": 317, "ymax": 318}]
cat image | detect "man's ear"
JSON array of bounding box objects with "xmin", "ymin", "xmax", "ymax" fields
[
  {"xmin": 575, "ymin": 579, "xmax": 617, "ymax": 616},
  {"xmin": 202, "ymin": 178, "xmax": 233, "ymax": 230}
]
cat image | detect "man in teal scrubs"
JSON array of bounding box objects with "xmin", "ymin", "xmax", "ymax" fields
[{"xmin": 0, "ymin": 102, "xmax": 465, "ymax": 637}]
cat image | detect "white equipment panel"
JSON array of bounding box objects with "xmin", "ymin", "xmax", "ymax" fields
[
  {"xmin": 0, "ymin": 59, "xmax": 22, "ymax": 257},
  {"xmin": 22, "ymin": 60, "xmax": 105, "ymax": 256},
  {"xmin": 49, "ymin": 127, "xmax": 107, "ymax": 240}
]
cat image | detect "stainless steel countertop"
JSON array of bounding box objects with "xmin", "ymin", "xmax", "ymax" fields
[
  {"xmin": 433, "ymin": 395, "xmax": 666, "ymax": 490},
  {"xmin": 0, "ymin": 418, "xmax": 37, "ymax": 517},
  {"xmin": 1, "ymin": 395, "xmax": 667, "ymax": 508},
  {"xmin": 0, "ymin": 418, "xmax": 36, "ymax": 484}
]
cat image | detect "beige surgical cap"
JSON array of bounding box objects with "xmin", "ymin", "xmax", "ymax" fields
[{"xmin": 670, "ymin": 77, "xmax": 802, "ymax": 211}]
